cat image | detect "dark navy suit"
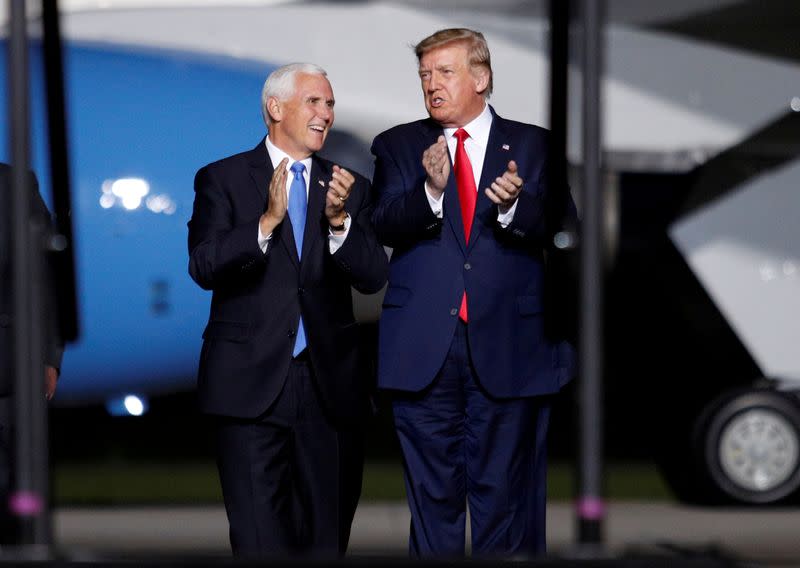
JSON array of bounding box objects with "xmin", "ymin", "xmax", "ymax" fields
[
  {"xmin": 188, "ymin": 139, "xmax": 387, "ymax": 556},
  {"xmin": 0, "ymin": 164, "xmax": 63, "ymax": 545},
  {"xmin": 372, "ymin": 107, "xmax": 575, "ymax": 556}
]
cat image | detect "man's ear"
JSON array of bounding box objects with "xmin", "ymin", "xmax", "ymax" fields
[
  {"xmin": 267, "ymin": 96, "xmax": 282, "ymax": 122},
  {"xmin": 474, "ymin": 67, "xmax": 490, "ymax": 95}
]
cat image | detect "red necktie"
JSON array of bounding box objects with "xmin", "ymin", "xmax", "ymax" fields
[{"xmin": 454, "ymin": 128, "xmax": 476, "ymax": 322}]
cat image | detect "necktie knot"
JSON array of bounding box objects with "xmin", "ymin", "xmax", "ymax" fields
[
  {"xmin": 290, "ymin": 161, "xmax": 305, "ymax": 180},
  {"xmin": 454, "ymin": 128, "xmax": 469, "ymax": 145}
]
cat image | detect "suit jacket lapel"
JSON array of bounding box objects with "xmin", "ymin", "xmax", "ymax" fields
[
  {"xmin": 470, "ymin": 113, "xmax": 509, "ymax": 252},
  {"xmin": 249, "ymin": 138, "xmax": 300, "ymax": 269},
  {"xmin": 420, "ymin": 119, "xmax": 467, "ymax": 256},
  {"xmin": 248, "ymin": 138, "xmax": 271, "ymax": 203}
]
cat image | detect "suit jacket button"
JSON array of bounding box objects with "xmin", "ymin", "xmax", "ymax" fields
[
  {"xmin": 450, "ymin": 308, "xmax": 458, "ymax": 316},
  {"xmin": 464, "ymin": 262, "xmax": 471, "ymax": 270},
  {"xmin": 288, "ymin": 330, "xmax": 296, "ymax": 337},
  {"xmin": 298, "ymin": 287, "xmax": 305, "ymax": 295}
]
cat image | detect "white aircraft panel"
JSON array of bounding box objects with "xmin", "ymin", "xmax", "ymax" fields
[
  {"xmin": 670, "ymin": 159, "xmax": 800, "ymax": 382},
  {"xmin": 53, "ymin": 1, "xmax": 800, "ymax": 163}
]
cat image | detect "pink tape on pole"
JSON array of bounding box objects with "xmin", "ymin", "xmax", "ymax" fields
[
  {"xmin": 576, "ymin": 497, "xmax": 606, "ymax": 520},
  {"xmin": 9, "ymin": 491, "xmax": 44, "ymax": 516}
]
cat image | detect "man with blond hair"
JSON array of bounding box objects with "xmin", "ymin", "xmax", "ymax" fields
[
  {"xmin": 189, "ymin": 63, "xmax": 387, "ymax": 558},
  {"xmin": 371, "ymin": 28, "xmax": 576, "ymax": 557}
]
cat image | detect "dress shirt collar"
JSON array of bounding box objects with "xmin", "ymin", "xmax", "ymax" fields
[
  {"xmin": 265, "ymin": 136, "xmax": 312, "ymax": 176},
  {"xmin": 442, "ymin": 103, "xmax": 492, "ymax": 148}
]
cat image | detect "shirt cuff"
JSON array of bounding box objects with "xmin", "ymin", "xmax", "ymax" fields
[
  {"xmin": 258, "ymin": 224, "xmax": 272, "ymax": 254},
  {"xmin": 328, "ymin": 213, "xmax": 352, "ymax": 254},
  {"xmin": 425, "ymin": 182, "xmax": 444, "ymax": 218},
  {"xmin": 497, "ymin": 199, "xmax": 519, "ymax": 228}
]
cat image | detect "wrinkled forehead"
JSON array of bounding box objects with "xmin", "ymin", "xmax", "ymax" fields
[{"xmin": 293, "ymin": 72, "xmax": 334, "ymax": 99}]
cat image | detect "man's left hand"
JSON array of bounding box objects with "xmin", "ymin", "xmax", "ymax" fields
[
  {"xmin": 45, "ymin": 365, "xmax": 58, "ymax": 401},
  {"xmin": 325, "ymin": 165, "xmax": 354, "ymax": 232},
  {"xmin": 485, "ymin": 160, "xmax": 523, "ymax": 208}
]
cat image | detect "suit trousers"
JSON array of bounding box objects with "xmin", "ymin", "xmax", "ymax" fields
[
  {"xmin": 213, "ymin": 357, "xmax": 363, "ymax": 558},
  {"xmin": 392, "ymin": 322, "xmax": 551, "ymax": 558}
]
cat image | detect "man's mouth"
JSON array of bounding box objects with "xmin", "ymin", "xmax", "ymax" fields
[
  {"xmin": 430, "ymin": 96, "xmax": 445, "ymax": 108},
  {"xmin": 309, "ymin": 125, "xmax": 326, "ymax": 133}
]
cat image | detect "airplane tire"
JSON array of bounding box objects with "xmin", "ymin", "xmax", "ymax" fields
[{"xmin": 699, "ymin": 389, "xmax": 800, "ymax": 505}]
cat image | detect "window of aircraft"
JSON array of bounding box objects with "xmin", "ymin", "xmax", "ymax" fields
[
  {"xmin": 105, "ymin": 394, "xmax": 149, "ymax": 417},
  {"xmin": 98, "ymin": 177, "xmax": 176, "ymax": 214},
  {"xmin": 102, "ymin": 177, "xmax": 149, "ymax": 210}
]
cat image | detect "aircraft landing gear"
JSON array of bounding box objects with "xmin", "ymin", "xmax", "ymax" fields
[{"xmin": 695, "ymin": 388, "xmax": 800, "ymax": 505}]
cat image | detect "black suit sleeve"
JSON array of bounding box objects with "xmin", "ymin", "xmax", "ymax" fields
[
  {"xmin": 187, "ymin": 165, "xmax": 267, "ymax": 291},
  {"xmin": 370, "ymin": 135, "xmax": 442, "ymax": 249},
  {"xmin": 29, "ymin": 181, "xmax": 65, "ymax": 370},
  {"xmin": 1, "ymin": 166, "xmax": 64, "ymax": 372},
  {"xmin": 330, "ymin": 175, "xmax": 388, "ymax": 294}
]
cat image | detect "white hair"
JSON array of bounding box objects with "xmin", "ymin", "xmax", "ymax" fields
[{"xmin": 261, "ymin": 62, "xmax": 328, "ymax": 126}]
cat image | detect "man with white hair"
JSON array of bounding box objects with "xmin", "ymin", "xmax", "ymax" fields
[{"xmin": 188, "ymin": 63, "xmax": 387, "ymax": 558}]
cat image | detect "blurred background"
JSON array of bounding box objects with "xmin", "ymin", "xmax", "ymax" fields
[{"xmin": 2, "ymin": 0, "xmax": 800, "ymax": 562}]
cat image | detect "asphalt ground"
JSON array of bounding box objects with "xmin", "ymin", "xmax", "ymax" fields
[{"xmin": 50, "ymin": 501, "xmax": 800, "ymax": 565}]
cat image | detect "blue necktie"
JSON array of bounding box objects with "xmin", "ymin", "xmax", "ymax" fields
[{"xmin": 288, "ymin": 161, "xmax": 307, "ymax": 357}]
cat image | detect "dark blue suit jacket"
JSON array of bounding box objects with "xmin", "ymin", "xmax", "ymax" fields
[
  {"xmin": 188, "ymin": 139, "xmax": 387, "ymax": 423},
  {"xmin": 371, "ymin": 107, "xmax": 575, "ymax": 398},
  {"xmin": 0, "ymin": 164, "xmax": 64, "ymax": 396}
]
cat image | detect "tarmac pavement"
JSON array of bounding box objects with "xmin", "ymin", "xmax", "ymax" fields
[{"xmin": 52, "ymin": 501, "xmax": 800, "ymax": 564}]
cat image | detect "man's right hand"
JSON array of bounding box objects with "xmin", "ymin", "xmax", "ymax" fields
[
  {"xmin": 422, "ymin": 135, "xmax": 449, "ymax": 199},
  {"xmin": 259, "ymin": 157, "xmax": 289, "ymax": 236},
  {"xmin": 45, "ymin": 365, "xmax": 58, "ymax": 401}
]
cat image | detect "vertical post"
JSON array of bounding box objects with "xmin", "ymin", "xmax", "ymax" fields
[
  {"xmin": 42, "ymin": 0, "xmax": 79, "ymax": 343},
  {"xmin": 548, "ymin": 0, "xmax": 568, "ymax": 170},
  {"xmin": 577, "ymin": 0, "xmax": 605, "ymax": 551},
  {"xmin": 8, "ymin": 0, "xmax": 52, "ymax": 556}
]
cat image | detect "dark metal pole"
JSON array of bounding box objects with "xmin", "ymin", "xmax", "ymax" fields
[
  {"xmin": 577, "ymin": 0, "xmax": 605, "ymax": 550},
  {"xmin": 42, "ymin": 0, "xmax": 80, "ymax": 343},
  {"xmin": 549, "ymin": 0, "xmax": 568, "ymax": 172},
  {"xmin": 8, "ymin": 0, "xmax": 52, "ymax": 556}
]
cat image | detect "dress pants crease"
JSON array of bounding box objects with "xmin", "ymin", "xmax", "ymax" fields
[
  {"xmin": 214, "ymin": 358, "xmax": 357, "ymax": 558},
  {"xmin": 392, "ymin": 322, "xmax": 551, "ymax": 558}
]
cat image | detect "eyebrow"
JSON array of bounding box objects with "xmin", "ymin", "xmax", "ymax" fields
[{"xmin": 419, "ymin": 63, "xmax": 455, "ymax": 72}]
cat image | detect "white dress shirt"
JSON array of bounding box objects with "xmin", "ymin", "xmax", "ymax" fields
[
  {"xmin": 425, "ymin": 103, "xmax": 517, "ymax": 227},
  {"xmin": 258, "ymin": 136, "xmax": 350, "ymax": 254}
]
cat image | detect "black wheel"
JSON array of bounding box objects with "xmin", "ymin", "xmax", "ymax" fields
[{"xmin": 699, "ymin": 389, "xmax": 800, "ymax": 504}]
